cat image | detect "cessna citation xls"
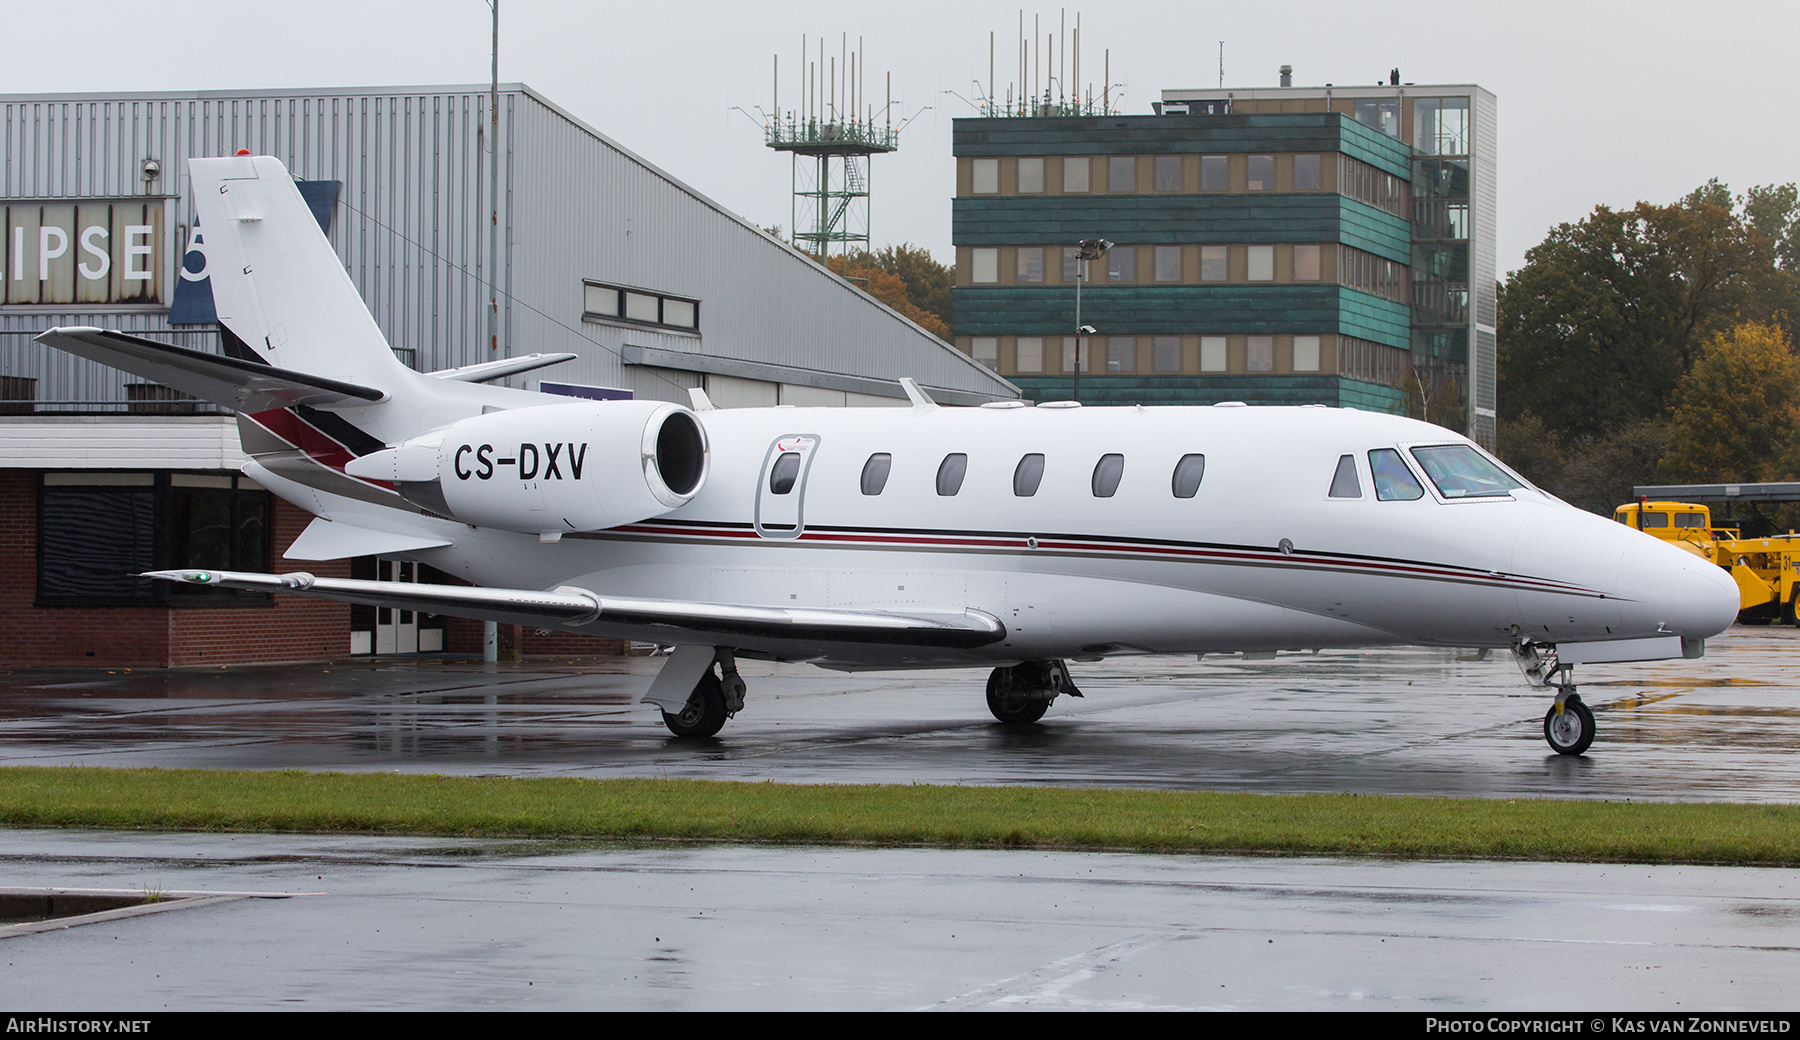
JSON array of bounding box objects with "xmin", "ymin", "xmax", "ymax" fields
[{"xmin": 37, "ymin": 156, "xmax": 1739, "ymax": 755}]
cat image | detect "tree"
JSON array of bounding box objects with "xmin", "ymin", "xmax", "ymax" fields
[
  {"xmin": 1664, "ymin": 322, "xmax": 1800, "ymax": 484},
  {"xmin": 1498, "ymin": 182, "xmax": 1797, "ymax": 444},
  {"xmin": 824, "ymin": 245, "xmax": 954, "ymax": 341}
]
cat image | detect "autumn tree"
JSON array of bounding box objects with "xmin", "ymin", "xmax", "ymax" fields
[
  {"xmin": 824, "ymin": 245, "xmax": 954, "ymax": 341},
  {"xmin": 1664, "ymin": 322, "xmax": 1800, "ymax": 484},
  {"xmin": 1497, "ymin": 181, "xmax": 1797, "ymax": 444}
]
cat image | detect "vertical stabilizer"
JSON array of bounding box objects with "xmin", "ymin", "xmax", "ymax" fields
[{"xmin": 188, "ymin": 156, "xmax": 410, "ymax": 391}]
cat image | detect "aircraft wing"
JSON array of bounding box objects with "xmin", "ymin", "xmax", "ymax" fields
[
  {"xmin": 142, "ymin": 569, "xmax": 1007, "ymax": 650},
  {"xmin": 34, "ymin": 327, "xmax": 386, "ymax": 411}
]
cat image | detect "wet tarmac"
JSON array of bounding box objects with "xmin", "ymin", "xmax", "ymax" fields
[
  {"xmin": 2, "ymin": 625, "xmax": 1798, "ymax": 801},
  {"xmin": 2, "ymin": 627, "xmax": 1798, "ymax": 1009},
  {"xmin": 3, "ymin": 829, "xmax": 1799, "ymax": 1011}
]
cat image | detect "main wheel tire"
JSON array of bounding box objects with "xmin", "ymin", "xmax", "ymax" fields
[
  {"xmin": 1785, "ymin": 595, "xmax": 1800, "ymax": 627},
  {"xmin": 1543, "ymin": 695, "xmax": 1595, "ymax": 756},
  {"xmin": 986, "ymin": 667, "xmax": 1049, "ymax": 725},
  {"xmin": 663, "ymin": 672, "xmax": 728, "ymax": 738}
]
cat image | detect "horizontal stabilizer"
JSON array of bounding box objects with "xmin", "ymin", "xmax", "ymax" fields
[
  {"xmin": 142, "ymin": 569, "xmax": 1007, "ymax": 649},
  {"xmin": 282, "ymin": 517, "xmax": 452, "ymax": 561},
  {"xmin": 34, "ymin": 327, "xmax": 386, "ymax": 412},
  {"xmin": 427, "ymin": 353, "xmax": 578, "ymax": 383}
]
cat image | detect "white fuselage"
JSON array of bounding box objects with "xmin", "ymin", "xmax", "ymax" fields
[{"xmin": 250, "ymin": 400, "xmax": 1740, "ymax": 670}]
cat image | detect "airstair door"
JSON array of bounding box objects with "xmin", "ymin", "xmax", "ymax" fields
[{"xmin": 755, "ymin": 434, "xmax": 820, "ymax": 539}]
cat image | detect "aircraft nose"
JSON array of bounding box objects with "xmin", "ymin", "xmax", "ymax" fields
[{"xmin": 1615, "ymin": 533, "xmax": 1740, "ymax": 638}]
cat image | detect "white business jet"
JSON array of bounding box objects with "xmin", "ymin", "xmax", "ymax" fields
[{"xmin": 36, "ymin": 156, "xmax": 1739, "ymax": 755}]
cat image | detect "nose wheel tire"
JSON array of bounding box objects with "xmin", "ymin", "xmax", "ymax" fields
[
  {"xmin": 663, "ymin": 672, "xmax": 728, "ymax": 738},
  {"xmin": 1543, "ymin": 695, "xmax": 1595, "ymax": 756}
]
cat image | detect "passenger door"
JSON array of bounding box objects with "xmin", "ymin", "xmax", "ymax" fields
[{"xmin": 755, "ymin": 434, "xmax": 820, "ymax": 539}]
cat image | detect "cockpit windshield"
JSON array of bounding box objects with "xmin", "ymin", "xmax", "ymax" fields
[{"xmin": 1409, "ymin": 445, "xmax": 1523, "ymax": 499}]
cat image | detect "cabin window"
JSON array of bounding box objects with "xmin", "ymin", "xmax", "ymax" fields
[
  {"xmin": 1091, "ymin": 454, "xmax": 1125, "ymax": 498},
  {"xmin": 1409, "ymin": 445, "xmax": 1523, "ymax": 499},
  {"xmin": 860, "ymin": 454, "xmax": 892, "ymax": 496},
  {"xmin": 1639, "ymin": 512, "xmax": 1670, "ymax": 528},
  {"xmin": 937, "ymin": 453, "xmax": 968, "ymax": 496},
  {"xmin": 1675, "ymin": 512, "xmax": 1707, "ymax": 528},
  {"xmin": 769, "ymin": 453, "xmax": 802, "ymax": 495},
  {"xmin": 1328, "ymin": 455, "xmax": 1362, "ymax": 498},
  {"xmin": 1368, "ymin": 448, "xmax": 1424, "ymax": 501},
  {"xmin": 1171, "ymin": 454, "xmax": 1206, "ymax": 498},
  {"xmin": 1013, "ymin": 454, "xmax": 1045, "ymax": 497}
]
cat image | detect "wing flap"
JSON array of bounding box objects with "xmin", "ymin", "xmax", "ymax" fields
[
  {"xmin": 34, "ymin": 327, "xmax": 386, "ymax": 412},
  {"xmin": 142, "ymin": 569, "xmax": 1006, "ymax": 650}
]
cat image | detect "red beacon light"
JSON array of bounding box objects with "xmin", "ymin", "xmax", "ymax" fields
[{"xmin": 236, "ymin": 149, "xmax": 251, "ymax": 156}]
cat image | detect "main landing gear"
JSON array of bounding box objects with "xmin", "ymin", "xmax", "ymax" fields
[
  {"xmin": 650, "ymin": 646, "xmax": 748, "ymax": 738},
  {"xmin": 986, "ymin": 660, "xmax": 1082, "ymax": 725},
  {"xmin": 1512, "ymin": 640, "xmax": 1596, "ymax": 756}
]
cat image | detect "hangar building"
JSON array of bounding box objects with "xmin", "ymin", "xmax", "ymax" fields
[{"xmin": 0, "ymin": 84, "xmax": 1014, "ymax": 667}]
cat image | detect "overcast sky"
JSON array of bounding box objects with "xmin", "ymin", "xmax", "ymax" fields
[{"xmin": 8, "ymin": 1, "xmax": 1796, "ymax": 275}]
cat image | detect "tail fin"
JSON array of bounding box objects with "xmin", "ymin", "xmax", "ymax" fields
[{"xmin": 189, "ymin": 155, "xmax": 411, "ymax": 391}]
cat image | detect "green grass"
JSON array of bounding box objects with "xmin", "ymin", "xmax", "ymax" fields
[{"xmin": 2, "ymin": 766, "xmax": 1797, "ymax": 866}]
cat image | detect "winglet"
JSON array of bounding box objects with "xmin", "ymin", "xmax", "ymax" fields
[
  {"xmin": 688, "ymin": 387, "xmax": 717, "ymax": 411},
  {"xmin": 899, "ymin": 377, "xmax": 938, "ymax": 411}
]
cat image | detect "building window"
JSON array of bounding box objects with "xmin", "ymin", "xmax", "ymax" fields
[
  {"xmin": 1153, "ymin": 336, "xmax": 1181, "ymax": 373},
  {"xmin": 1015, "ymin": 337, "xmax": 1044, "ymax": 373},
  {"xmin": 1415, "ymin": 97, "xmax": 1471, "ymax": 157},
  {"xmin": 1340, "ymin": 154, "xmax": 1408, "ymax": 216},
  {"xmin": 38, "ymin": 472, "xmax": 270, "ymax": 607},
  {"xmin": 1109, "ymin": 156, "xmax": 1136, "ymax": 192},
  {"xmin": 1293, "ymin": 335, "xmax": 1321, "ymax": 372},
  {"xmin": 583, "ymin": 281, "xmax": 701, "ymax": 332},
  {"xmin": 1108, "ymin": 247, "xmax": 1136, "ymax": 283},
  {"xmin": 1294, "ymin": 245, "xmax": 1322, "ymax": 281},
  {"xmin": 1062, "ymin": 336, "xmax": 1081, "ymax": 373},
  {"xmin": 1016, "ymin": 247, "xmax": 1045, "ymax": 284},
  {"xmin": 1154, "ymin": 156, "xmax": 1182, "ymax": 192},
  {"xmin": 1063, "ymin": 156, "xmax": 1090, "ymax": 193},
  {"xmin": 1153, "ymin": 246, "xmax": 1182, "ymax": 283},
  {"xmin": 1108, "ymin": 337, "xmax": 1136, "ymax": 372},
  {"xmin": 1247, "ymin": 245, "xmax": 1274, "ymax": 282},
  {"xmin": 971, "ymin": 337, "xmax": 999, "ymax": 370},
  {"xmin": 1200, "ymin": 245, "xmax": 1228, "ymax": 282},
  {"xmin": 1247, "ymin": 336, "xmax": 1274, "ymax": 371},
  {"xmin": 1247, "ymin": 155, "xmax": 1274, "ymax": 191},
  {"xmin": 1017, "ymin": 157, "xmax": 1045, "ymax": 193},
  {"xmin": 1294, "ymin": 154, "xmax": 1322, "ymax": 191},
  {"xmin": 1341, "ymin": 336, "xmax": 1411, "ymax": 386},
  {"xmin": 972, "ymin": 158, "xmax": 1000, "ymax": 194},
  {"xmin": 1200, "ymin": 336, "xmax": 1228, "ymax": 372},
  {"xmin": 1200, "ymin": 155, "xmax": 1227, "ymax": 191},
  {"xmin": 971, "ymin": 248, "xmax": 998, "ymax": 284},
  {"xmin": 1355, "ymin": 98, "xmax": 1402, "ymax": 138},
  {"xmin": 1062, "ymin": 247, "xmax": 1084, "ymax": 282}
]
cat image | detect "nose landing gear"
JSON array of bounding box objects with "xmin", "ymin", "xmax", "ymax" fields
[{"xmin": 1513, "ymin": 640, "xmax": 1597, "ymax": 756}]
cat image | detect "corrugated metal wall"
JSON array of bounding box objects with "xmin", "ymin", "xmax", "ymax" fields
[{"xmin": 2, "ymin": 86, "xmax": 1010, "ymax": 412}]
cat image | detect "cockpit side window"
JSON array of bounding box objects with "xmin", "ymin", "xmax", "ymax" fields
[
  {"xmin": 769, "ymin": 452, "xmax": 802, "ymax": 495},
  {"xmin": 1328, "ymin": 454, "xmax": 1362, "ymax": 498},
  {"xmin": 1409, "ymin": 444, "xmax": 1523, "ymax": 499},
  {"xmin": 936, "ymin": 453, "xmax": 968, "ymax": 496},
  {"xmin": 1368, "ymin": 448, "xmax": 1424, "ymax": 501},
  {"xmin": 860, "ymin": 453, "xmax": 892, "ymax": 496}
]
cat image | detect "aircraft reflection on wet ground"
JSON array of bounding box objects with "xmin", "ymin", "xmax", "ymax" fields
[{"xmin": 3, "ymin": 625, "xmax": 1799, "ymax": 802}]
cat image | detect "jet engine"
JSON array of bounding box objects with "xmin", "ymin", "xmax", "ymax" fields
[{"xmin": 345, "ymin": 400, "xmax": 708, "ymax": 535}]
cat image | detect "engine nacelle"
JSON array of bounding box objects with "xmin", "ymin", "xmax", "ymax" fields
[{"xmin": 346, "ymin": 400, "xmax": 708, "ymax": 535}]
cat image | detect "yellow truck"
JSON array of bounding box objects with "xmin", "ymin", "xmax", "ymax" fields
[{"xmin": 1613, "ymin": 500, "xmax": 1800, "ymax": 624}]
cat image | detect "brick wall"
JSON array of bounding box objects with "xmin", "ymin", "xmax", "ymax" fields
[{"xmin": 0, "ymin": 471, "xmax": 350, "ymax": 667}]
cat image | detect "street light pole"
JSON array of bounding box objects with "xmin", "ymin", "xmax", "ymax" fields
[{"xmin": 1071, "ymin": 238, "xmax": 1111, "ymax": 402}]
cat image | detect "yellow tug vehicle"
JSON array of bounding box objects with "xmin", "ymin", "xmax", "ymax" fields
[{"xmin": 1613, "ymin": 500, "xmax": 1800, "ymax": 624}]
